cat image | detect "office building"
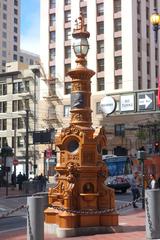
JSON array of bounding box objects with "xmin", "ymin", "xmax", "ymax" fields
[
  {"xmin": 40, "ymin": 0, "xmax": 160, "ymax": 156},
  {"xmin": 0, "ymin": 0, "xmax": 39, "ymax": 72}
]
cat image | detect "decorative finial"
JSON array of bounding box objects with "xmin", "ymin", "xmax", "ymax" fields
[{"xmin": 74, "ymin": 14, "xmax": 85, "ymax": 31}]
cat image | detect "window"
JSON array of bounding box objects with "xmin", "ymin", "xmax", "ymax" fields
[
  {"xmin": 2, "ymin": 51, "xmax": 6, "ymax": 57},
  {"xmin": 64, "ymin": 82, "xmax": 71, "ymax": 94},
  {"xmin": 138, "ymin": 76, "xmax": 142, "ymax": 90},
  {"xmin": 80, "ymin": 7, "xmax": 87, "ymax": 18},
  {"xmin": 114, "ymin": 37, "xmax": 122, "ymax": 51},
  {"xmin": 65, "ymin": 10, "xmax": 71, "ymax": 22},
  {"xmin": 64, "ymin": 105, "xmax": 71, "ymax": 117},
  {"xmin": 115, "ymin": 124, "xmax": 125, "ymax": 137},
  {"xmin": 14, "ymin": 18, "xmax": 18, "ymax": 24},
  {"xmin": 114, "ymin": 0, "xmax": 121, "ymax": 13},
  {"xmin": 0, "ymin": 137, "xmax": 7, "ymax": 148},
  {"xmin": 115, "ymin": 56, "xmax": 122, "ymax": 70},
  {"xmin": 137, "ymin": 19, "xmax": 141, "ymax": 34},
  {"xmin": 0, "ymin": 119, "xmax": 7, "ymax": 131},
  {"xmin": 114, "ymin": 18, "xmax": 121, "ymax": 32},
  {"xmin": 20, "ymin": 56, "xmax": 24, "ymax": 62},
  {"xmin": 96, "ymin": 102, "xmax": 102, "ymax": 114},
  {"xmin": 138, "ymin": 57, "xmax": 141, "ymax": 71},
  {"xmin": 50, "ymin": 31, "xmax": 56, "ymax": 43},
  {"xmin": 2, "ymin": 41, "xmax": 6, "ymax": 48},
  {"xmin": 65, "ymin": 64, "xmax": 71, "ymax": 76},
  {"xmin": 64, "ymin": 0, "xmax": 71, "ymax": 6},
  {"xmin": 14, "ymin": 0, "xmax": 18, "ymax": 6},
  {"xmin": 65, "ymin": 46, "xmax": 71, "ymax": 59},
  {"xmin": 13, "ymin": 45, "xmax": 17, "ymax": 51},
  {"xmin": 0, "ymin": 84, "xmax": 7, "ymax": 95},
  {"xmin": 97, "ymin": 59, "xmax": 104, "ymax": 72},
  {"xmin": 49, "ymin": 83, "xmax": 56, "ymax": 96},
  {"xmin": 65, "ymin": 28, "xmax": 71, "ymax": 41},
  {"xmin": 147, "ymin": 62, "xmax": 150, "ymax": 75},
  {"xmin": 50, "ymin": 0, "xmax": 56, "ymax": 8},
  {"xmin": 12, "ymin": 100, "xmax": 23, "ymax": 112},
  {"xmin": 3, "ymin": 4, "xmax": 7, "ymax": 10},
  {"xmin": 97, "ymin": 3, "xmax": 104, "ymax": 16},
  {"xmin": 12, "ymin": 118, "xmax": 24, "ymax": 130},
  {"xmin": 13, "ymin": 54, "xmax": 17, "ymax": 60},
  {"xmin": 97, "ymin": 22, "xmax": 104, "ymax": 35},
  {"xmin": 147, "ymin": 43, "xmax": 150, "ymax": 57},
  {"xmin": 13, "ymin": 82, "xmax": 25, "ymax": 94},
  {"xmin": 155, "ymin": 65, "xmax": 158, "ymax": 78},
  {"xmin": 155, "ymin": 48, "xmax": 158, "ymax": 61},
  {"xmin": 29, "ymin": 59, "xmax": 34, "ymax": 65},
  {"xmin": 115, "ymin": 75, "xmax": 122, "ymax": 89},
  {"xmin": 146, "ymin": 7, "xmax": 149, "ymax": 20},
  {"xmin": 137, "ymin": 38, "xmax": 141, "ymax": 52},
  {"xmin": 3, "ymin": 13, "xmax": 7, "ymax": 20},
  {"xmin": 0, "ymin": 102, "xmax": 7, "ymax": 113},
  {"xmin": 146, "ymin": 25, "xmax": 150, "ymax": 38},
  {"xmin": 50, "ymin": 66, "xmax": 56, "ymax": 77},
  {"xmin": 2, "ymin": 32, "xmax": 7, "ymax": 38},
  {"xmin": 50, "ymin": 14, "xmax": 56, "ymax": 26},
  {"xmin": 2, "ymin": 61, "xmax": 6, "ymax": 67},
  {"xmin": 14, "ymin": 8, "xmax": 18, "ymax": 15},
  {"xmin": 137, "ymin": 0, "xmax": 141, "ymax": 15},
  {"xmin": 3, "ymin": 22, "xmax": 7, "ymax": 29},
  {"xmin": 14, "ymin": 36, "xmax": 17, "ymax": 42},
  {"xmin": 97, "ymin": 40, "xmax": 104, "ymax": 54},
  {"xmin": 25, "ymin": 99, "xmax": 30, "ymax": 109},
  {"xmin": 147, "ymin": 79, "xmax": 151, "ymax": 89},
  {"xmin": 97, "ymin": 78, "xmax": 104, "ymax": 91},
  {"xmin": 17, "ymin": 136, "xmax": 24, "ymax": 147},
  {"xmin": 14, "ymin": 27, "xmax": 18, "ymax": 33},
  {"xmin": 50, "ymin": 48, "xmax": 56, "ymax": 61}
]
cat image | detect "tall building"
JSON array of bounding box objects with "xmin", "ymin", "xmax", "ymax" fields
[
  {"xmin": 40, "ymin": 0, "xmax": 160, "ymax": 156},
  {"xmin": 0, "ymin": 0, "xmax": 39, "ymax": 72}
]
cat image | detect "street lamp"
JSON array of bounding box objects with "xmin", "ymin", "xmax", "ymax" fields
[
  {"xmin": 72, "ymin": 15, "xmax": 90, "ymax": 66},
  {"xmin": 150, "ymin": 8, "xmax": 160, "ymax": 43}
]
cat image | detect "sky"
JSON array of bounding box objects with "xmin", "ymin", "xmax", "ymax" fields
[{"xmin": 20, "ymin": 0, "xmax": 40, "ymax": 55}]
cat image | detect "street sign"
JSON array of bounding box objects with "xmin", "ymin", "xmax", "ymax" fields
[
  {"xmin": 13, "ymin": 159, "xmax": 19, "ymax": 165},
  {"xmin": 120, "ymin": 94, "xmax": 135, "ymax": 112},
  {"xmin": 100, "ymin": 96, "xmax": 116, "ymax": 115},
  {"xmin": 137, "ymin": 91, "xmax": 155, "ymax": 111}
]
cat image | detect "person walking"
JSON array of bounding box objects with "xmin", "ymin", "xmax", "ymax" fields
[
  {"xmin": 130, "ymin": 171, "xmax": 140, "ymax": 208},
  {"xmin": 148, "ymin": 174, "xmax": 157, "ymax": 189}
]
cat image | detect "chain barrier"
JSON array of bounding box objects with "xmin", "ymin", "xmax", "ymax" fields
[
  {"xmin": 48, "ymin": 196, "xmax": 142, "ymax": 215},
  {"xmin": 0, "ymin": 196, "xmax": 142, "ymax": 220},
  {"xmin": 0, "ymin": 204, "xmax": 27, "ymax": 219}
]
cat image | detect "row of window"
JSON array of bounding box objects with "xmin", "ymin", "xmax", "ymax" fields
[
  {"xmin": 0, "ymin": 99, "xmax": 29, "ymax": 113},
  {"xmin": 0, "ymin": 136, "xmax": 24, "ymax": 149},
  {"xmin": 0, "ymin": 118, "xmax": 24, "ymax": 130},
  {"xmin": 0, "ymin": 81, "xmax": 29, "ymax": 96}
]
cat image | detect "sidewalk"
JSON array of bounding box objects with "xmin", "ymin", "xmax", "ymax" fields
[
  {"xmin": 0, "ymin": 187, "xmax": 146, "ymax": 240},
  {"xmin": 0, "ymin": 186, "xmax": 26, "ymax": 198}
]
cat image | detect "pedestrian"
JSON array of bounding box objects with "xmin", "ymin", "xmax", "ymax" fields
[
  {"xmin": 17, "ymin": 172, "xmax": 23, "ymax": 190},
  {"xmin": 148, "ymin": 174, "xmax": 157, "ymax": 189},
  {"xmin": 11, "ymin": 172, "xmax": 16, "ymax": 187},
  {"xmin": 130, "ymin": 171, "xmax": 140, "ymax": 208}
]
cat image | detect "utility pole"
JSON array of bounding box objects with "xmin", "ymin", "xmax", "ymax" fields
[{"xmin": 25, "ymin": 109, "xmax": 29, "ymax": 179}]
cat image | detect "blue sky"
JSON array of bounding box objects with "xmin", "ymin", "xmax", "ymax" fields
[{"xmin": 21, "ymin": 0, "xmax": 40, "ymax": 54}]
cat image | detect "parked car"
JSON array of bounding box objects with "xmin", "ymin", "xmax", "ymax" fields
[{"xmin": 107, "ymin": 176, "xmax": 131, "ymax": 193}]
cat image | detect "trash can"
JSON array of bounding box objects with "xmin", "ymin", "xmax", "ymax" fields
[{"xmin": 145, "ymin": 189, "xmax": 160, "ymax": 239}]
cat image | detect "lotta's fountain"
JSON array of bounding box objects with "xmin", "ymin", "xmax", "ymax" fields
[{"xmin": 44, "ymin": 14, "xmax": 118, "ymax": 238}]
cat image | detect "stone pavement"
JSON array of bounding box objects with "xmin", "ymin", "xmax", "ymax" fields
[{"xmin": 0, "ymin": 187, "xmax": 146, "ymax": 240}]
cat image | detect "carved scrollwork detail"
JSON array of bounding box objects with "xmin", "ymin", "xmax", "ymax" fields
[{"xmin": 97, "ymin": 161, "xmax": 108, "ymax": 179}]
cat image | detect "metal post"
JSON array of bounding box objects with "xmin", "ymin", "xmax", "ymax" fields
[
  {"xmin": 6, "ymin": 167, "xmax": 8, "ymax": 197},
  {"xmin": 145, "ymin": 189, "xmax": 160, "ymax": 239},
  {"xmin": 137, "ymin": 150, "xmax": 145, "ymax": 209},
  {"xmin": 27, "ymin": 196, "xmax": 44, "ymax": 240},
  {"xmin": 26, "ymin": 109, "xmax": 29, "ymax": 179}
]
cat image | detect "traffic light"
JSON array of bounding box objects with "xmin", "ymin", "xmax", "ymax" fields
[{"xmin": 155, "ymin": 142, "xmax": 159, "ymax": 153}]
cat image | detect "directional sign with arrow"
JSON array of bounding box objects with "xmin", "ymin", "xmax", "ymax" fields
[{"xmin": 137, "ymin": 92, "xmax": 155, "ymax": 111}]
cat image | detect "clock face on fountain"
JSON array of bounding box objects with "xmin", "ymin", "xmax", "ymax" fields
[{"xmin": 67, "ymin": 139, "xmax": 79, "ymax": 154}]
